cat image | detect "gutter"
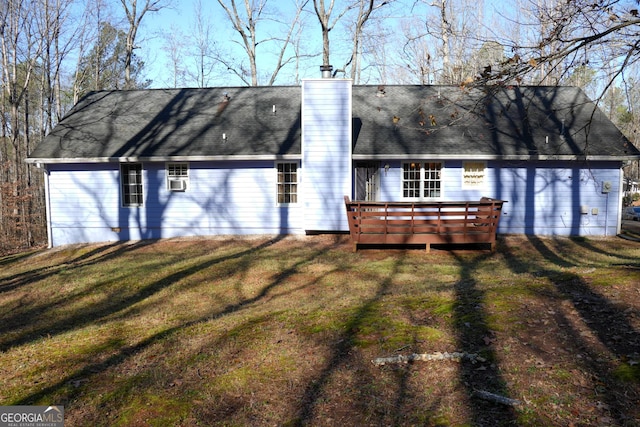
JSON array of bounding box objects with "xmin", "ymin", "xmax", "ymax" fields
[
  {"xmin": 25, "ymin": 154, "xmax": 303, "ymax": 164},
  {"xmin": 26, "ymin": 153, "xmax": 640, "ymax": 164},
  {"xmin": 351, "ymin": 154, "xmax": 640, "ymax": 161}
]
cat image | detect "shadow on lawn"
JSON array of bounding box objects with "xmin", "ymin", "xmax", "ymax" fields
[
  {"xmin": 503, "ymin": 236, "xmax": 640, "ymax": 425},
  {"xmin": 292, "ymin": 252, "xmax": 402, "ymax": 425},
  {"xmin": 9, "ymin": 236, "xmax": 639, "ymax": 425},
  {"xmin": 293, "ymin": 248, "xmax": 520, "ymax": 426},
  {"xmin": 0, "ymin": 241, "xmax": 148, "ymax": 295},
  {"xmin": 0, "ymin": 238, "xmax": 282, "ymax": 352},
  {"xmin": 450, "ymin": 251, "xmax": 520, "ymax": 426},
  {"xmin": 13, "ymin": 236, "xmax": 347, "ymax": 410}
]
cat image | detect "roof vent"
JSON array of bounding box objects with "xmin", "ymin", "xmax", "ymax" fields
[{"xmin": 320, "ymin": 65, "xmax": 333, "ymax": 78}]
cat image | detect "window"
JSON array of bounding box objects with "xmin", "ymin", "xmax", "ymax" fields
[
  {"xmin": 423, "ymin": 162, "xmax": 442, "ymax": 198},
  {"xmin": 167, "ymin": 162, "xmax": 189, "ymax": 191},
  {"xmin": 403, "ymin": 162, "xmax": 421, "ymax": 198},
  {"xmin": 276, "ymin": 162, "xmax": 298, "ymax": 204},
  {"xmin": 463, "ymin": 161, "xmax": 486, "ymax": 188},
  {"xmin": 121, "ymin": 163, "xmax": 143, "ymax": 207},
  {"xmin": 402, "ymin": 162, "xmax": 442, "ymax": 199}
]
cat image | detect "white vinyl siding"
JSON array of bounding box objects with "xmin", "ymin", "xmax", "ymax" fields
[
  {"xmin": 302, "ymin": 79, "xmax": 352, "ymax": 231},
  {"xmin": 43, "ymin": 159, "xmax": 624, "ymax": 247},
  {"xmin": 46, "ymin": 161, "xmax": 304, "ymax": 246}
]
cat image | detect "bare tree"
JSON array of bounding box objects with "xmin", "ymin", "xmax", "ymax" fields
[
  {"xmin": 266, "ymin": 0, "xmax": 310, "ymax": 85},
  {"xmin": 436, "ymin": 0, "xmax": 453, "ymax": 82},
  {"xmin": 479, "ymin": 0, "xmax": 640, "ymax": 94},
  {"xmin": 360, "ymin": 18, "xmax": 396, "ymax": 83},
  {"xmin": 216, "ymin": 0, "xmax": 308, "ymax": 86},
  {"xmin": 395, "ymin": 0, "xmax": 482, "ymax": 84},
  {"xmin": 344, "ymin": 0, "xmax": 390, "ymax": 82},
  {"xmin": 398, "ymin": 16, "xmax": 438, "ymax": 84},
  {"xmin": 119, "ymin": 0, "xmax": 169, "ymax": 89},
  {"xmin": 72, "ymin": 0, "xmax": 113, "ymax": 102},
  {"xmin": 312, "ymin": 0, "xmax": 352, "ymax": 69},
  {"xmin": 312, "ymin": 0, "xmax": 390, "ymax": 80},
  {"xmin": 162, "ymin": 24, "xmax": 187, "ymax": 88},
  {"xmin": 0, "ymin": 0, "xmax": 46, "ymax": 248},
  {"xmin": 313, "ymin": 0, "xmax": 335, "ymax": 67},
  {"xmin": 35, "ymin": 0, "xmax": 76, "ymax": 133},
  {"xmin": 189, "ymin": 0, "xmax": 216, "ymax": 87},
  {"xmin": 424, "ymin": 0, "xmax": 487, "ymax": 84}
]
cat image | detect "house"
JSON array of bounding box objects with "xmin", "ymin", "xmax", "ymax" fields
[{"xmin": 26, "ymin": 77, "xmax": 640, "ymax": 247}]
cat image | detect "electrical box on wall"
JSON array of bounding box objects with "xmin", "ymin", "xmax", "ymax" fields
[
  {"xmin": 602, "ymin": 181, "xmax": 612, "ymax": 193},
  {"xmin": 581, "ymin": 205, "xmax": 589, "ymax": 214}
]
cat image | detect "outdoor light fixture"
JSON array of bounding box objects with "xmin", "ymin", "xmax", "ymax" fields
[
  {"xmin": 222, "ymin": 133, "xmax": 227, "ymax": 142},
  {"xmin": 384, "ymin": 163, "xmax": 390, "ymax": 175}
]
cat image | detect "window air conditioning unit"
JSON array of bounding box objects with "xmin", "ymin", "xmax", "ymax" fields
[{"xmin": 169, "ymin": 179, "xmax": 187, "ymax": 191}]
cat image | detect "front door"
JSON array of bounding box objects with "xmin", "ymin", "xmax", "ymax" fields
[{"xmin": 355, "ymin": 162, "xmax": 380, "ymax": 201}]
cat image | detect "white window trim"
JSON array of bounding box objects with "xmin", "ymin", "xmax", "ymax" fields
[
  {"xmin": 275, "ymin": 161, "xmax": 299, "ymax": 206},
  {"xmin": 166, "ymin": 162, "xmax": 189, "ymax": 192},
  {"xmin": 462, "ymin": 161, "xmax": 487, "ymax": 189},
  {"xmin": 401, "ymin": 161, "xmax": 443, "ymax": 200}
]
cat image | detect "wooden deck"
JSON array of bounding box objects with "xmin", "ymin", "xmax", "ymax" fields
[{"xmin": 344, "ymin": 196, "xmax": 506, "ymax": 252}]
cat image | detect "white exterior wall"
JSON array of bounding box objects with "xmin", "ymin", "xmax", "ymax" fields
[
  {"xmin": 46, "ymin": 161, "xmax": 303, "ymax": 246},
  {"xmin": 375, "ymin": 160, "xmax": 623, "ymax": 237},
  {"xmin": 301, "ymin": 79, "xmax": 352, "ymax": 232}
]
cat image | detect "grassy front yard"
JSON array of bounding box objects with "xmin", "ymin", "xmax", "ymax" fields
[{"xmin": 1, "ymin": 235, "xmax": 639, "ymax": 426}]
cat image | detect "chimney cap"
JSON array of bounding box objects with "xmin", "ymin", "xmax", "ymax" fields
[{"xmin": 320, "ymin": 64, "xmax": 333, "ymax": 78}]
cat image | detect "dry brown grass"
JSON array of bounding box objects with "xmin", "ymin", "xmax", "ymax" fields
[{"xmin": 1, "ymin": 234, "xmax": 639, "ymax": 426}]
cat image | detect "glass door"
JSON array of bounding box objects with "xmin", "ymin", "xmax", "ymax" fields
[{"xmin": 355, "ymin": 162, "xmax": 380, "ymax": 201}]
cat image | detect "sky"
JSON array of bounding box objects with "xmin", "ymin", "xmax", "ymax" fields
[
  {"xmin": 134, "ymin": 0, "xmax": 506, "ymax": 89},
  {"xmin": 139, "ymin": 0, "xmax": 325, "ymax": 88},
  {"xmin": 140, "ymin": 0, "xmax": 221, "ymax": 88}
]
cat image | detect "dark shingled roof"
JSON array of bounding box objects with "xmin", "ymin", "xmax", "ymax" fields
[
  {"xmin": 28, "ymin": 87, "xmax": 302, "ymax": 161},
  {"xmin": 27, "ymin": 84, "xmax": 639, "ymax": 163},
  {"xmin": 352, "ymin": 85, "xmax": 638, "ymax": 160}
]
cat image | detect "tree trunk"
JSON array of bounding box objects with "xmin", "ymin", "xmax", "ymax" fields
[
  {"xmin": 438, "ymin": 0, "xmax": 452, "ymax": 83},
  {"xmin": 313, "ymin": 0, "xmax": 334, "ymax": 66}
]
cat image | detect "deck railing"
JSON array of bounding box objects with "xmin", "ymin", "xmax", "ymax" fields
[{"xmin": 344, "ymin": 196, "xmax": 506, "ymax": 252}]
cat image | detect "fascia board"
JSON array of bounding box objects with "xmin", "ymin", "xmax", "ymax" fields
[
  {"xmin": 351, "ymin": 154, "xmax": 640, "ymax": 161},
  {"xmin": 25, "ymin": 154, "xmax": 302, "ymax": 164}
]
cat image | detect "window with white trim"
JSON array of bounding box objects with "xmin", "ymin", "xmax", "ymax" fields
[
  {"xmin": 463, "ymin": 161, "xmax": 486, "ymax": 188},
  {"xmin": 121, "ymin": 163, "xmax": 143, "ymax": 207},
  {"xmin": 166, "ymin": 162, "xmax": 189, "ymax": 191},
  {"xmin": 402, "ymin": 162, "xmax": 442, "ymax": 199},
  {"xmin": 276, "ymin": 162, "xmax": 298, "ymax": 204}
]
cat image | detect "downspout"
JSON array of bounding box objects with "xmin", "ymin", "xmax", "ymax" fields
[
  {"xmin": 42, "ymin": 164, "xmax": 53, "ymax": 248},
  {"xmin": 617, "ymin": 165, "xmax": 625, "ymax": 236},
  {"xmin": 605, "ymin": 191, "xmax": 609, "ymax": 237}
]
